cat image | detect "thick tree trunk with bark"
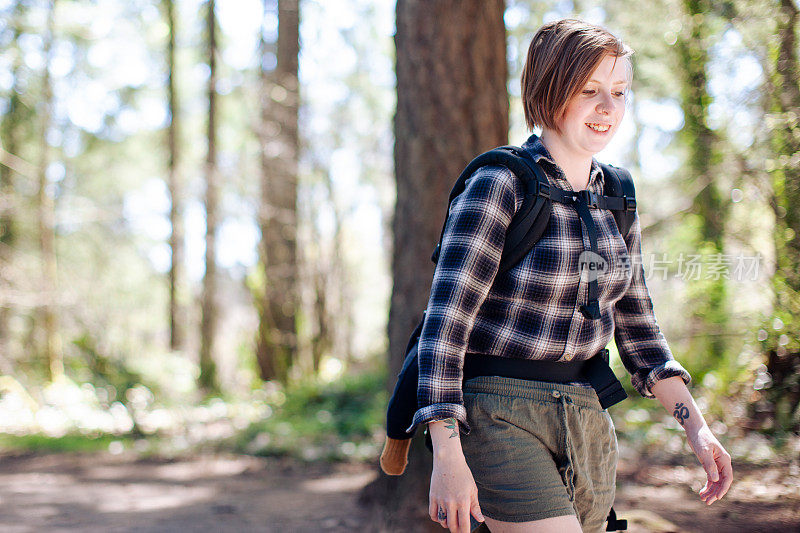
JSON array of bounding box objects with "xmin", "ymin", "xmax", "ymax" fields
[
  {"xmin": 389, "ymin": 0, "xmax": 508, "ymax": 381},
  {"xmin": 164, "ymin": 0, "xmax": 185, "ymax": 353},
  {"xmin": 367, "ymin": 0, "xmax": 507, "ymax": 527},
  {"xmin": 255, "ymin": 0, "xmax": 299, "ymax": 383},
  {"xmin": 199, "ymin": 0, "xmax": 220, "ymax": 392},
  {"xmin": 763, "ymin": 0, "xmax": 800, "ymax": 430}
]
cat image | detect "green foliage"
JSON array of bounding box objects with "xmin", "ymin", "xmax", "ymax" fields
[
  {"xmin": 229, "ymin": 368, "xmax": 388, "ymax": 462},
  {"xmin": 0, "ymin": 363, "xmax": 389, "ymax": 462},
  {"xmin": 0, "ymin": 433, "xmax": 134, "ymax": 454},
  {"xmin": 70, "ymin": 333, "xmax": 145, "ymax": 403},
  {"xmin": 753, "ymin": 0, "xmax": 800, "ymax": 432}
]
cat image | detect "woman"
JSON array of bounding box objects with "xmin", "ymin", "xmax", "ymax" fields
[{"xmin": 406, "ymin": 19, "xmax": 733, "ymax": 533}]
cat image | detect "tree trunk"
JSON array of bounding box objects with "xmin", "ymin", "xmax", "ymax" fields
[
  {"xmin": 388, "ymin": 0, "xmax": 508, "ymax": 382},
  {"xmin": 164, "ymin": 0, "xmax": 186, "ymax": 353},
  {"xmin": 323, "ymin": 165, "xmax": 352, "ymax": 365},
  {"xmin": 37, "ymin": 0, "xmax": 62, "ymax": 382},
  {"xmin": 255, "ymin": 0, "xmax": 299, "ymax": 383},
  {"xmin": 0, "ymin": 0, "xmax": 27, "ymax": 370},
  {"xmin": 312, "ymin": 263, "xmax": 330, "ymax": 373},
  {"xmin": 763, "ymin": 0, "xmax": 800, "ymax": 430},
  {"xmin": 368, "ymin": 0, "xmax": 508, "ymax": 526},
  {"xmin": 0, "ymin": 0, "xmax": 24, "ymax": 251},
  {"xmin": 199, "ymin": 0, "xmax": 220, "ymax": 393},
  {"xmin": 674, "ymin": 0, "xmax": 730, "ymax": 372}
]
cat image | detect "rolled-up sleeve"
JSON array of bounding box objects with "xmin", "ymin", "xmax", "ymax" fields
[
  {"xmin": 407, "ymin": 166, "xmax": 520, "ymax": 435},
  {"xmin": 614, "ymin": 212, "xmax": 691, "ymax": 397}
]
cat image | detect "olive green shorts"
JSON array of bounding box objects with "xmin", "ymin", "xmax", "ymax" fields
[{"xmin": 461, "ymin": 376, "xmax": 618, "ymax": 533}]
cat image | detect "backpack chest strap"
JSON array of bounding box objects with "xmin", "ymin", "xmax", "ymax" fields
[
  {"xmin": 537, "ymin": 183, "xmax": 635, "ymax": 212},
  {"xmin": 537, "ymin": 184, "xmax": 625, "ymax": 321}
]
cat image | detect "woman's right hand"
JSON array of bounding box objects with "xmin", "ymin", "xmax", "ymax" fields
[{"xmin": 427, "ymin": 418, "xmax": 484, "ymax": 532}]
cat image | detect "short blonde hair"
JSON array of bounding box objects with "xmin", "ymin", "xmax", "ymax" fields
[{"xmin": 521, "ymin": 19, "xmax": 633, "ymax": 133}]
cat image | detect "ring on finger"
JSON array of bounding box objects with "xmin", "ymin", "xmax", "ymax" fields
[{"xmin": 437, "ymin": 507, "xmax": 447, "ymax": 521}]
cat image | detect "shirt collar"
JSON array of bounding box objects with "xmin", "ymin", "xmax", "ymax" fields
[{"xmin": 520, "ymin": 133, "xmax": 604, "ymax": 193}]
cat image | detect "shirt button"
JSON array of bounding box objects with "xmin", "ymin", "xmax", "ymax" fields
[{"xmin": 563, "ymin": 353, "xmax": 573, "ymax": 361}]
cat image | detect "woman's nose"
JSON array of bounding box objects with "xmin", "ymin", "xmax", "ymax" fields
[{"xmin": 596, "ymin": 94, "xmax": 612, "ymax": 114}]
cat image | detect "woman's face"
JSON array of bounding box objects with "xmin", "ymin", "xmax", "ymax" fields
[{"xmin": 555, "ymin": 54, "xmax": 629, "ymax": 158}]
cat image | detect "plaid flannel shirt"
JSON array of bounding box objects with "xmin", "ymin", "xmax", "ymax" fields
[{"xmin": 409, "ymin": 133, "xmax": 691, "ymax": 434}]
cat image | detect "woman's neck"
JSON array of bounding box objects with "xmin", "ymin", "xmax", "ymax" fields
[{"xmin": 539, "ymin": 130, "xmax": 593, "ymax": 191}]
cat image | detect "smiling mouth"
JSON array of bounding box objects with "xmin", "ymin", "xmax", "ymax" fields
[{"xmin": 586, "ymin": 123, "xmax": 611, "ymax": 132}]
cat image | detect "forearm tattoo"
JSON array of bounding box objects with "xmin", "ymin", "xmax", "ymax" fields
[
  {"xmin": 444, "ymin": 418, "xmax": 458, "ymax": 438},
  {"xmin": 673, "ymin": 402, "xmax": 690, "ymax": 426}
]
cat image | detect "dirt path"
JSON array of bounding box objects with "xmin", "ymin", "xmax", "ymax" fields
[
  {"xmin": 0, "ymin": 451, "xmax": 797, "ymax": 532},
  {"xmin": 614, "ymin": 458, "xmax": 800, "ymax": 532},
  {"xmin": 0, "ymin": 452, "xmax": 373, "ymax": 532}
]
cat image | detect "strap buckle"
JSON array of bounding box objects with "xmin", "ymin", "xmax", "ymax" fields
[
  {"xmin": 624, "ymin": 196, "xmax": 636, "ymax": 211},
  {"xmin": 536, "ymin": 181, "xmax": 551, "ymax": 199},
  {"xmin": 579, "ymin": 189, "xmax": 601, "ymax": 208},
  {"xmin": 579, "ymin": 300, "xmax": 601, "ymax": 320}
]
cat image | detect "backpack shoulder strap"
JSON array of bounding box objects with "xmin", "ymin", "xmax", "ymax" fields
[
  {"xmin": 599, "ymin": 162, "xmax": 637, "ymax": 239},
  {"xmin": 497, "ymin": 148, "xmax": 552, "ymax": 275},
  {"xmin": 430, "ymin": 146, "xmax": 552, "ymax": 275}
]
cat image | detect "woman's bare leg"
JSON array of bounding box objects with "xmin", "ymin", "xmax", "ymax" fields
[{"xmin": 483, "ymin": 514, "xmax": 583, "ymax": 532}]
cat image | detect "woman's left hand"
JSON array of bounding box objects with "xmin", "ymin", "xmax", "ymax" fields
[{"xmin": 685, "ymin": 425, "xmax": 733, "ymax": 505}]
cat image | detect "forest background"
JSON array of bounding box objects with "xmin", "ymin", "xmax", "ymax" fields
[{"xmin": 0, "ymin": 0, "xmax": 799, "ymax": 528}]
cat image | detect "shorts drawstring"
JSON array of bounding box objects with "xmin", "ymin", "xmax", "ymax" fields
[{"xmin": 553, "ymin": 389, "xmax": 576, "ymax": 503}]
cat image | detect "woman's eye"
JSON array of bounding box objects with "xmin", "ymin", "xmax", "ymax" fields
[{"xmin": 583, "ymin": 89, "xmax": 626, "ymax": 97}]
